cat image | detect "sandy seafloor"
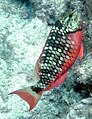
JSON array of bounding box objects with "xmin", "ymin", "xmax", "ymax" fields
[{"xmin": 0, "ymin": 0, "xmax": 92, "ymax": 119}]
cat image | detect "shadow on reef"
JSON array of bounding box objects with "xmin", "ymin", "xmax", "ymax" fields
[
  {"xmin": 74, "ymin": 81, "xmax": 92, "ymax": 98},
  {"xmin": 10, "ymin": 0, "xmax": 30, "ymax": 5},
  {"xmin": 10, "ymin": 0, "xmax": 32, "ymax": 19}
]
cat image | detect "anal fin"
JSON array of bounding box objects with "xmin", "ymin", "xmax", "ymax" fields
[{"xmin": 45, "ymin": 72, "xmax": 67, "ymax": 91}]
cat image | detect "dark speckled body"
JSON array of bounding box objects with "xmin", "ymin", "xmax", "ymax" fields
[{"xmin": 32, "ymin": 15, "xmax": 82, "ymax": 93}]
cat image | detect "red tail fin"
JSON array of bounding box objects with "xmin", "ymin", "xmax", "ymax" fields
[{"xmin": 9, "ymin": 87, "xmax": 42, "ymax": 111}]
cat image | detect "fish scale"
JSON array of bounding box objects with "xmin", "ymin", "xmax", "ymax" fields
[{"xmin": 33, "ymin": 20, "xmax": 75, "ymax": 92}]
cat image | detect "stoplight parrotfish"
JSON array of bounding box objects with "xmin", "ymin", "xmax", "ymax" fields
[{"xmin": 9, "ymin": 8, "xmax": 83, "ymax": 111}]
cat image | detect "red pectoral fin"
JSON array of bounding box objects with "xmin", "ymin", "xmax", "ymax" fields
[
  {"xmin": 78, "ymin": 44, "xmax": 83, "ymax": 60},
  {"xmin": 45, "ymin": 72, "xmax": 68, "ymax": 91}
]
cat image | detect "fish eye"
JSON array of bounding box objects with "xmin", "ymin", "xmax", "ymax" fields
[{"xmin": 69, "ymin": 14, "xmax": 72, "ymax": 18}]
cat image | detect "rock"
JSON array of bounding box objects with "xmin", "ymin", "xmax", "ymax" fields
[
  {"xmin": 29, "ymin": 0, "xmax": 65, "ymax": 23},
  {"xmin": 81, "ymin": 98, "xmax": 92, "ymax": 105},
  {"xmin": 81, "ymin": 0, "xmax": 92, "ymax": 54},
  {"xmin": 73, "ymin": 52, "xmax": 92, "ymax": 98},
  {"xmin": 67, "ymin": 98, "xmax": 92, "ymax": 119}
]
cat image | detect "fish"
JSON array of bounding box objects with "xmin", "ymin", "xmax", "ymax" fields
[{"xmin": 9, "ymin": 8, "xmax": 83, "ymax": 111}]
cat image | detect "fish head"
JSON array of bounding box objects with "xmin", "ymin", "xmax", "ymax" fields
[{"xmin": 59, "ymin": 8, "xmax": 82, "ymax": 32}]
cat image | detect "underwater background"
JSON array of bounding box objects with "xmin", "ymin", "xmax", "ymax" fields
[{"xmin": 0, "ymin": 0, "xmax": 92, "ymax": 119}]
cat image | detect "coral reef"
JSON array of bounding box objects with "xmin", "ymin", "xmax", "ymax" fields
[{"xmin": 0, "ymin": 0, "xmax": 92, "ymax": 119}]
